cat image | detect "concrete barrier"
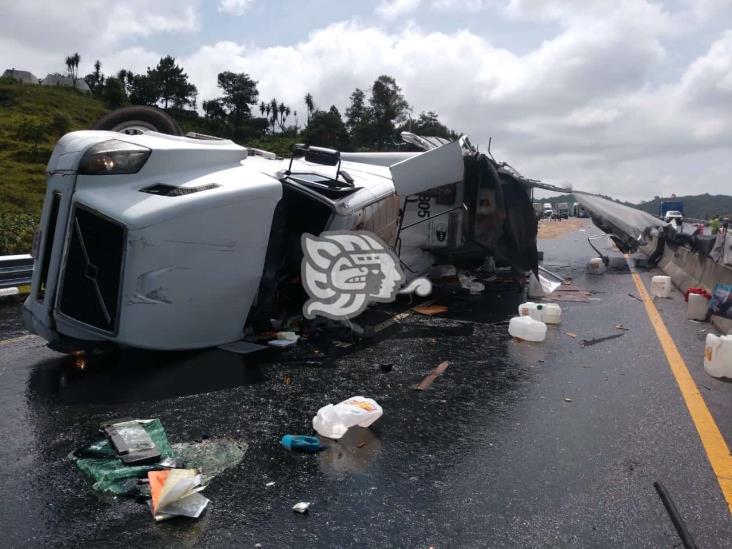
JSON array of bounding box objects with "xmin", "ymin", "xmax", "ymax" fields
[{"xmin": 642, "ymin": 236, "xmax": 732, "ymax": 334}]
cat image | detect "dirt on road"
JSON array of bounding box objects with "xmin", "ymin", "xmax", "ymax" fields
[{"xmin": 537, "ymin": 218, "xmax": 589, "ymax": 239}]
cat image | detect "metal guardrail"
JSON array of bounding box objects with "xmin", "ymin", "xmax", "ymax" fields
[{"xmin": 0, "ymin": 254, "xmax": 34, "ymax": 289}]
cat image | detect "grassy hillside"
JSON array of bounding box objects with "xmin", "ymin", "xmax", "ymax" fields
[{"xmin": 0, "ymin": 84, "xmax": 107, "ymax": 215}]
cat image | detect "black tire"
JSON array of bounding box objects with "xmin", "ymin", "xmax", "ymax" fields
[{"xmin": 92, "ymin": 106, "xmax": 184, "ymax": 136}]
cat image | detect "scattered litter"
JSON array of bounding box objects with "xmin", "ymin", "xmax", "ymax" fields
[
  {"xmin": 148, "ymin": 469, "xmax": 209, "ymax": 522},
  {"xmin": 266, "ymin": 481, "xmax": 276, "ymax": 487},
  {"xmin": 564, "ymin": 398, "xmax": 573, "ymax": 402},
  {"xmin": 704, "ymin": 334, "xmax": 732, "ymax": 379},
  {"xmin": 280, "ymin": 435, "xmax": 327, "ymax": 453},
  {"xmin": 357, "ymin": 442, "xmax": 366, "ymax": 448},
  {"xmin": 313, "ymin": 396, "xmax": 383, "ymax": 439},
  {"xmin": 101, "ymin": 418, "xmax": 161, "ymax": 465},
  {"xmin": 276, "ymin": 331, "xmax": 300, "ymax": 341},
  {"xmin": 293, "ymin": 501, "xmax": 311, "ymax": 514},
  {"xmin": 73, "ymin": 418, "xmax": 174, "ymax": 496},
  {"xmin": 171, "ymin": 438, "xmax": 247, "ymax": 485},
  {"xmin": 628, "ymin": 293, "xmax": 643, "ymax": 302},
  {"xmin": 615, "ymin": 324, "xmax": 630, "ymax": 331},
  {"xmin": 458, "ymin": 274, "xmax": 484, "ymax": 293},
  {"xmin": 587, "ymin": 257, "xmax": 606, "ymax": 275},
  {"xmin": 413, "ymin": 304, "xmax": 448, "ymax": 316},
  {"xmin": 687, "ymin": 292, "xmax": 709, "ymax": 321},
  {"xmin": 581, "ymin": 333, "xmax": 625, "ymax": 347},
  {"xmin": 416, "ymin": 361, "xmax": 450, "ymax": 390},
  {"xmin": 283, "ymin": 375, "xmax": 292, "ymax": 385},
  {"xmin": 547, "ymin": 282, "xmax": 591, "ymax": 303},
  {"xmin": 333, "ymin": 341, "xmax": 352, "ymax": 348},
  {"xmin": 380, "ymin": 363, "xmax": 393, "ymax": 373},
  {"xmin": 650, "ymin": 275, "xmax": 672, "ymax": 298},
  {"xmin": 217, "ymin": 341, "xmax": 267, "ymax": 354},
  {"xmin": 518, "ymin": 302, "xmax": 561, "ymax": 324},
  {"xmin": 509, "ymin": 316, "xmax": 547, "ymax": 342},
  {"xmin": 268, "ymin": 339, "xmax": 297, "ymax": 348},
  {"xmin": 566, "ymin": 332, "xmax": 577, "ymax": 338}
]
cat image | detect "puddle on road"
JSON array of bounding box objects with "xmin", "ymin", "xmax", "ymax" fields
[{"xmin": 28, "ymin": 348, "xmax": 266, "ymax": 405}]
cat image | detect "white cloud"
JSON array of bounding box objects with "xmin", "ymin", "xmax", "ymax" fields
[
  {"xmin": 218, "ymin": 0, "xmax": 255, "ymax": 16},
  {"xmin": 376, "ymin": 0, "xmax": 422, "ymax": 19}
]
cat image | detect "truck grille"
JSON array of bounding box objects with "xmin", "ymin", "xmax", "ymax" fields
[{"xmin": 58, "ymin": 205, "xmax": 125, "ymax": 333}]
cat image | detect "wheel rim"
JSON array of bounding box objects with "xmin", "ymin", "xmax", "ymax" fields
[{"xmin": 109, "ymin": 120, "xmax": 160, "ymax": 134}]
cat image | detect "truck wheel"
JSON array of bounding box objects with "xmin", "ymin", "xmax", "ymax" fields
[{"xmin": 92, "ymin": 106, "xmax": 184, "ymax": 136}]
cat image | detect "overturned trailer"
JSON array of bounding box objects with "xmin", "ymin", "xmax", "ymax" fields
[{"xmin": 24, "ymin": 109, "xmax": 539, "ymax": 352}]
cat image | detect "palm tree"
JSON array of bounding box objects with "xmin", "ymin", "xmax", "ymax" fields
[
  {"xmin": 269, "ymin": 98, "xmax": 278, "ymax": 133},
  {"xmin": 304, "ymin": 93, "xmax": 314, "ymax": 123},
  {"xmin": 259, "ymin": 101, "xmax": 266, "ymax": 117}
]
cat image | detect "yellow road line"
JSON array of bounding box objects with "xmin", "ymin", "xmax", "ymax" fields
[{"xmin": 627, "ymin": 258, "xmax": 732, "ymax": 514}]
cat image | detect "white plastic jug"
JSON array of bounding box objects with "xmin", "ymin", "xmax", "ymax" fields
[
  {"xmin": 508, "ymin": 316, "xmax": 547, "ymax": 342},
  {"xmin": 542, "ymin": 303, "xmax": 562, "ymax": 325},
  {"xmin": 518, "ymin": 302, "xmax": 543, "ymax": 321},
  {"xmin": 587, "ymin": 257, "xmax": 606, "ymax": 274},
  {"xmin": 687, "ymin": 293, "xmax": 709, "ymax": 321},
  {"xmin": 650, "ymin": 275, "xmax": 672, "ymax": 298},
  {"xmin": 704, "ymin": 334, "xmax": 732, "ymax": 379},
  {"xmin": 312, "ymin": 396, "xmax": 383, "ymax": 440}
]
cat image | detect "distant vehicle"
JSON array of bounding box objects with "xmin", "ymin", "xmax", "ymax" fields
[
  {"xmin": 572, "ymin": 202, "xmax": 589, "ymax": 218},
  {"xmin": 543, "ymin": 203, "xmax": 553, "ymax": 218},
  {"xmin": 664, "ymin": 210, "xmax": 684, "ymax": 224},
  {"xmin": 557, "ymin": 202, "xmax": 569, "ymax": 219},
  {"xmin": 660, "ymin": 200, "xmax": 684, "ymax": 219}
]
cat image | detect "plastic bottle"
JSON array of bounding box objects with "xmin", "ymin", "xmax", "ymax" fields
[
  {"xmin": 518, "ymin": 302, "xmax": 543, "ymax": 321},
  {"xmin": 587, "ymin": 258, "xmax": 606, "ymax": 274},
  {"xmin": 542, "ymin": 303, "xmax": 562, "ymax": 325},
  {"xmin": 312, "ymin": 396, "xmax": 383, "ymax": 440},
  {"xmin": 508, "ymin": 316, "xmax": 547, "ymax": 342},
  {"xmin": 650, "ymin": 275, "xmax": 672, "ymax": 298},
  {"xmin": 704, "ymin": 334, "xmax": 732, "ymax": 378},
  {"xmin": 686, "ymin": 293, "xmax": 709, "ymax": 321}
]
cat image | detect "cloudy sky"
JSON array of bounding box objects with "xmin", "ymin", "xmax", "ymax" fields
[{"xmin": 2, "ymin": 0, "xmax": 731, "ymax": 201}]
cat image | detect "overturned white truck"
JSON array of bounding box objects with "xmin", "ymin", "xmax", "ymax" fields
[{"xmin": 24, "ymin": 108, "xmax": 539, "ymax": 352}]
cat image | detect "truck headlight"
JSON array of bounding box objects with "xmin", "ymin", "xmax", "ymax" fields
[{"xmin": 78, "ymin": 140, "xmax": 151, "ymax": 175}]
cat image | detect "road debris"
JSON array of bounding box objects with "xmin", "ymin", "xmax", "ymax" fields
[
  {"xmin": 413, "ymin": 304, "xmax": 448, "ymax": 316},
  {"xmin": 148, "ymin": 469, "xmax": 209, "ymax": 522},
  {"xmin": 581, "ymin": 333, "xmax": 625, "ymax": 347},
  {"xmin": 380, "ymin": 363, "xmax": 393, "ymax": 373},
  {"xmin": 564, "ymin": 398, "xmax": 573, "ymax": 402},
  {"xmin": 266, "ymin": 481, "xmax": 276, "ymax": 487},
  {"xmin": 615, "ymin": 324, "xmax": 630, "ymax": 331},
  {"xmin": 565, "ymin": 332, "xmax": 578, "ymax": 339},
  {"xmin": 293, "ymin": 501, "xmax": 311, "ymax": 514},
  {"xmin": 280, "ymin": 435, "xmax": 327, "ymax": 453},
  {"xmin": 416, "ymin": 361, "xmax": 450, "ymax": 390},
  {"xmin": 509, "ymin": 316, "xmax": 547, "ymax": 342},
  {"xmin": 313, "ymin": 396, "xmax": 383, "ymax": 439},
  {"xmin": 703, "ymin": 334, "xmax": 732, "ymax": 379},
  {"xmin": 628, "ymin": 293, "xmax": 643, "ymax": 302},
  {"xmin": 268, "ymin": 339, "xmax": 297, "ymax": 348}
]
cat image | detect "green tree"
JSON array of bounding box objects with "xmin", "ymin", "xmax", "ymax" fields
[
  {"xmin": 369, "ymin": 75, "xmax": 410, "ymax": 151},
  {"xmin": 304, "ymin": 92, "xmax": 314, "ymax": 122},
  {"xmin": 401, "ymin": 111, "xmax": 455, "ymax": 139},
  {"xmin": 15, "ymin": 120, "xmax": 47, "ymax": 155},
  {"xmin": 203, "ymin": 99, "xmax": 227, "ymax": 121},
  {"xmin": 302, "ymin": 106, "xmax": 350, "ymax": 150},
  {"xmin": 216, "ymin": 71, "xmax": 260, "ymax": 133},
  {"xmin": 102, "ymin": 77, "xmax": 127, "ymax": 109},
  {"xmin": 84, "ymin": 60, "xmax": 105, "ymax": 96},
  {"xmin": 149, "ymin": 55, "xmax": 197, "ymax": 110},
  {"xmin": 345, "ymin": 88, "xmax": 374, "ymax": 149}
]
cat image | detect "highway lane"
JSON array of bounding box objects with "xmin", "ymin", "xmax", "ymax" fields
[{"xmin": 1, "ymin": 220, "xmax": 731, "ymax": 547}]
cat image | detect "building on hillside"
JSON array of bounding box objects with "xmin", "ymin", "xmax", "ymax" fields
[
  {"xmin": 2, "ymin": 69, "xmax": 39, "ymax": 84},
  {"xmin": 40, "ymin": 73, "xmax": 90, "ymax": 93}
]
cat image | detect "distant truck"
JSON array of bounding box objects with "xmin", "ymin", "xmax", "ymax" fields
[
  {"xmin": 557, "ymin": 202, "xmax": 570, "ymax": 219},
  {"xmin": 543, "ymin": 203, "xmax": 553, "ymax": 218},
  {"xmin": 660, "ymin": 200, "xmax": 684, "ymax": 220}
]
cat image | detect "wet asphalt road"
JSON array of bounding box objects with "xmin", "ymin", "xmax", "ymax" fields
[{"xmin": 1, "ymin": 221, "xmax": 732, "ymax": 548}]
